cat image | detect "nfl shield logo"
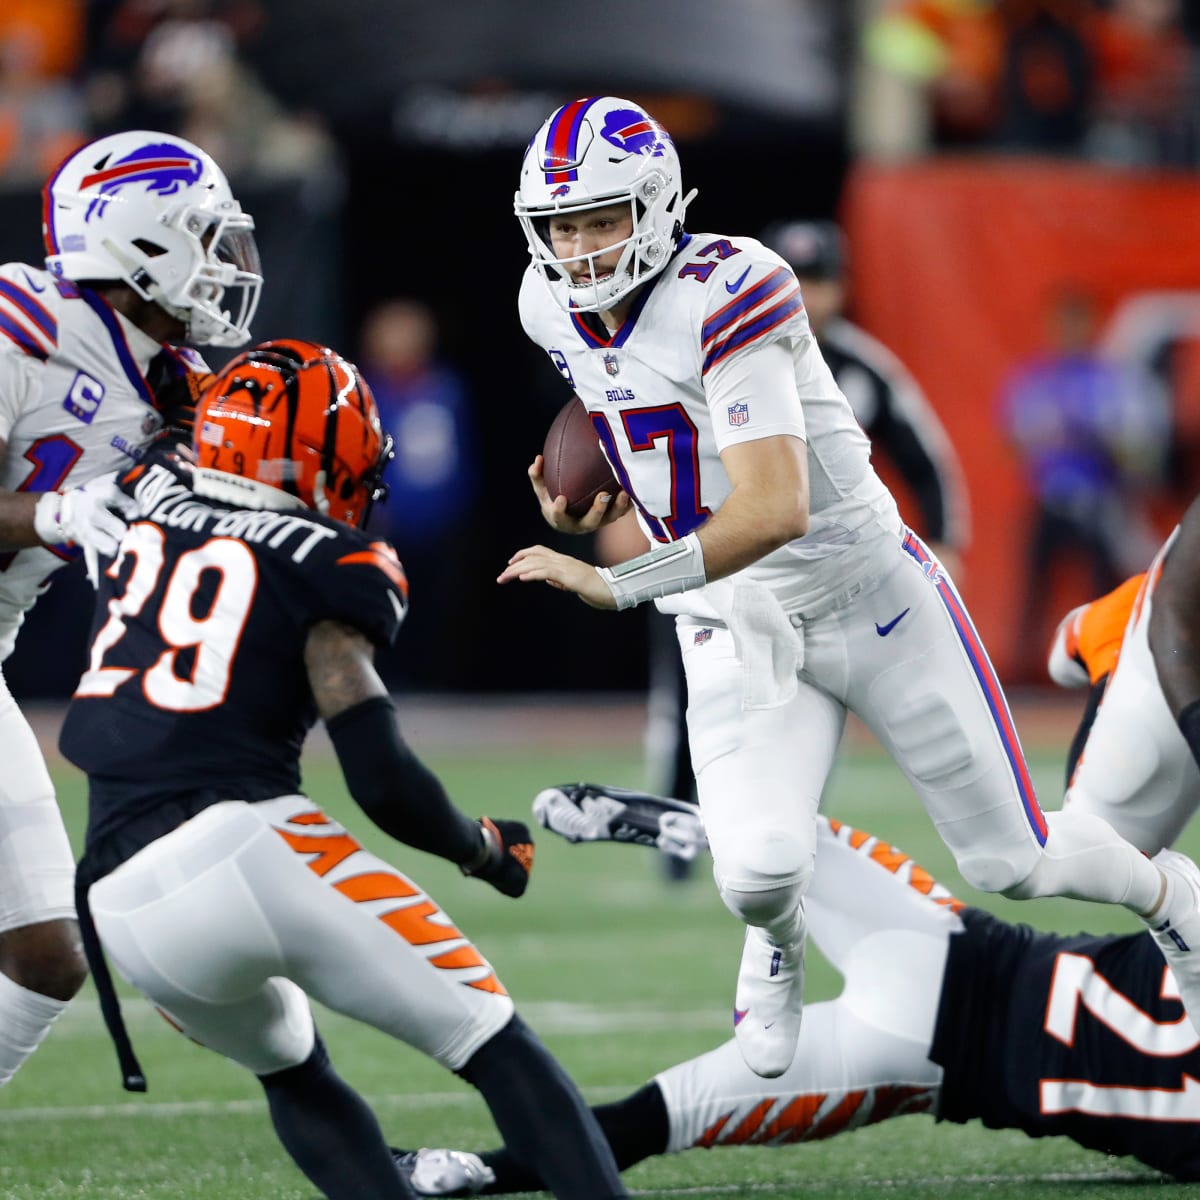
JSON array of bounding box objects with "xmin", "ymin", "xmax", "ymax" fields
[
  {"xmin": 604, "ymin": 352, "xmax": 620, "ymax": 377},
  {"xmin": 693, "ymin": 627, "xmax": 713, "ymax": 646},
  {"xmin": 727, "ymin": 402, "xmax": 749, "ymax": 427}
]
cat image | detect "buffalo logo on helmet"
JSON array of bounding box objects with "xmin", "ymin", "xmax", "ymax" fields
[
  {"xmin": 550, "ymin": 184, "xmax": 571, "ymax": 198},
  {"xmin": 600, "ymin": 109, "xmax": 667, "ymax": 158},
  {"xmin": 78, "ymin": 143, "xmax": 205, "ymax": 222}
]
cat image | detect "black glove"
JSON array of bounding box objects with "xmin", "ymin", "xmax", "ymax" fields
[
  {"xmin": 152, "ymin": 370, "xmax": 214, "ymax": 442},
  {"xmin": 461, "ymin": 817, "xmax": 534, "ymax": 898}
]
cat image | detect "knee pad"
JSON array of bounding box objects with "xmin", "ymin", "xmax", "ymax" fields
[{"xmin": 715, "ymin": 828, "xmax": 812, "ymax": 926}]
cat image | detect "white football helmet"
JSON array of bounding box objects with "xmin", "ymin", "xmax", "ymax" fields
[
  {"xmin": 515, "ymin": 96, "xmax": 695, "ymax": 312},
  {"xmin": 43, "ymin": 131, "xmax": 262, "ymax": 347}
]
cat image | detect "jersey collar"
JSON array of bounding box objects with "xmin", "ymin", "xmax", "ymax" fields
[{"xmin": 78, "ymin": 288, "xmax": 160, "ymax": 406}]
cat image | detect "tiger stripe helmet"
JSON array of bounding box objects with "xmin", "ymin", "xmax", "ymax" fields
[{"xmin": 193, "ymin": 339, "xmax": 392, "ymax": 528}]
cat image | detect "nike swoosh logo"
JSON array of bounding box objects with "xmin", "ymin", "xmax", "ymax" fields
[
  {"xmin": 875, "ymin": 608, "xmax": 910, "ymax": 637},
  {"xmin": 725, "ymin": 266, "xmax": 752, "ymax": 295},
  {"xmin": 19, "ymin": 270, "xmax": 47, "ymax": 294}
]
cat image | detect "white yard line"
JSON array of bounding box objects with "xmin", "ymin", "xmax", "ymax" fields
[{"xmin": 46, "ymin": 996, "xmax": 733, "ymax": 1036}]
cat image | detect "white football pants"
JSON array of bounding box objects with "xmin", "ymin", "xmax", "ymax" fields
[
  {"xmin": 681, "ymin": 530, "xmax": 1162, "ymax": 924},
  {"xmin": 681, "ymin": 531, "xmax": 1049, "ymax": 907},
  {"xmin": 658, "ymin": 816, "xmax": 956, "ymax": 1148},
  {"xmin": 1065, "ymin": 540, "xmax": 1199, "ymax": 855},
  {"xmin": 0, "ymin": 667, "xmax": 74, "ymax": 933},
  {"xmin": 88, "ymin": 797, "xmax": 513, "ymax": 1076}
]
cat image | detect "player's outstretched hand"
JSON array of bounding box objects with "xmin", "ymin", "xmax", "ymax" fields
[
  {"xmin": 34, "ymin": 472, "xmax": 138, "ymax": 586},
  {"xmin": 462, "ymin": 817, "xmax": 535, "ymax": 898},
  {"xmin": 497, "ymin": 544, "xmax": 618, "ymax": 609}
]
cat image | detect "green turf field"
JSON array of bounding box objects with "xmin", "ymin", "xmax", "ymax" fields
[{"xmin": 1, "ymin": 729, "xmax": 1194, "ymax": 1199}]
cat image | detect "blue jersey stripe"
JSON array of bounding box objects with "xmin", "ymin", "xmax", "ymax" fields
[
  {"xmin": 0, "ymin": 280, "xmax": 56, "ymax": 342},
  {"xmin": 702, "ymin": 292, "xmax": 803, "ymax": 374},
  {"xmin": 0, "ymin": 311, "xmax": 48, "ymax": 359},
  {"xmin": 701, "ymin": 267, "xmax": 792, "ymax": 345},
  {"xmin": 78, "ymin": 288, "xmax": 155, "ymax": 405}
]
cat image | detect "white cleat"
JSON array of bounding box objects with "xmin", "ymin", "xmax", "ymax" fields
[
  {"xmin": 732, "ymin": 920, "xmax": 805, "ymax": 1079},
  {"xmin": 410, "ymin": 1148, "xmax": 496, "ymax": 1197},
  {"xmin": 1149, "ymin": 848, "xmax": 1200, "ymax": 1037}
]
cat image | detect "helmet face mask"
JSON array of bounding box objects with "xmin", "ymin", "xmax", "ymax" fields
[
  {"xmin": 515, "ymin": 97, "xmax": 693, "ymax": 312},
  {"xmin": 193, "ymin": 339, "xmax": 393, "ymax": 528},
  {"xmin": 43, "ymin": 131, "xmax": 263, "ymax": 347}
]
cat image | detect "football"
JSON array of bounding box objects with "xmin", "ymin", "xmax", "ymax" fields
[{"xmin": 541, "ymin": 394, "xmax": 620, "ymax": 519}]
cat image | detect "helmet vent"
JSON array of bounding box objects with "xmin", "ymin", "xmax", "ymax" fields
[{"xmin": 132, "ymin": 238, "xmax": 167, "ymax": 257}]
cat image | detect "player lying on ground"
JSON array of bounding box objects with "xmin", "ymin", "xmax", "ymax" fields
[{"xmin": 394, "ymin": 784, "xmax": 1200, "ymax": 1195}]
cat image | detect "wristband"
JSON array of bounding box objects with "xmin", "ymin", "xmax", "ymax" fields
[
  {"xmin": 597, "ymin": 531, "xmax": 706, "ymax": 611},
  {"xmin": 33, "ymin": 491, "xmax": 68, "ymax": 544}
]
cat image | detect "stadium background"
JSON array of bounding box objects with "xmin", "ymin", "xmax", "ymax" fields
[{"xmin": 3, "ymin": 0, "xmax": 1198, "ymax": 701}]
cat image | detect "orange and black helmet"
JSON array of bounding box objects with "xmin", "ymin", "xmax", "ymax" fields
[{"xmin": 193, "ymin": 339, "xmax": 392, "ymax": 528}]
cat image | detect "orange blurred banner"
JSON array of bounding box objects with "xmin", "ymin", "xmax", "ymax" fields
[{"xmin": 841, "ymin": 157, "xmax": 1200, "ymax": 682}]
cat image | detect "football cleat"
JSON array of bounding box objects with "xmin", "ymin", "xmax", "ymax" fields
[
  {"xmin": 532, "ymin": 782, "xmax": 707, "ymax": 862},
  {"xmin": 732, "ymin": 914, "xmax": 806, "ymax": 1079},
  {"xmin": 392, "ymin": 1147, "xmax": 495, "ymax": 1197},
  {"xmin": 1149, "ymin": 849, "xmax": 1200, "ymax": 1037}
]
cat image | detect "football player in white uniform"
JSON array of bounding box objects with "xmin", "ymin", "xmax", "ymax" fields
[
  {"xmin": 1051, "ymin": 497, "xmax": 1200, "ymax": 859},
  {"xmin": 497, "ymin": 95, "xmax": 1200, "ymax": 1078},
  {"xmin": 0, "ymin": 129, "xmax": 260, "ymax": 1088}
]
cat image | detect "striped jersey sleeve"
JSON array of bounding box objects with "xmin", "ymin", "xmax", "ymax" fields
[
  {"xmin": 699, "ymin": 259, "xmax": 804, "ymax": 377},
  {"xmin": 0, "ymin": 265, "xmax": 57, "ymax": 442},
  {"xmin": 0, "ymin": 264, "xmax": 58, "ymax": 364}
]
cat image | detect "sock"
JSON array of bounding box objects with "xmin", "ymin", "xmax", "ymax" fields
[
  {"xmin": 1004, "ymin": 809, "xmax": 1163, "ymax": 915},
  {"xmin": 460, "ymin": 1014, "xmax": 626, "ymax": 1199},
  {"xmin": 0, "ymin": 967, "xmax": 69, "ymax": 1086},
  {"xmin": 481, "ymin": 1082, "xmax": 669, "ymax": 1193},
  {"xmin": 259, "ymin": 1034, "xmax": 413, "ymax": 1199}
]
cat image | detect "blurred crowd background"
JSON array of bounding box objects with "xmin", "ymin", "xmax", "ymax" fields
[{"xmin": 1, "ymin": 0, "xmax": 1199, "ymax": 699}]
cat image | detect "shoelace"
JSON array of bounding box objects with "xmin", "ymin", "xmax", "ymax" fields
[{"xmin": 538, "ymin": 792, "xmax": 613, "ymax": 840}]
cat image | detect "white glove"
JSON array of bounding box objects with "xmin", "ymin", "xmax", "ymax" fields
[{"xmin": 34, "ymin": 473, "xmax": 136, "ymax": 586}]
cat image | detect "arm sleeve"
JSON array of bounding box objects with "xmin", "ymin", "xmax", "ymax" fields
[{"xmin": 325, "ymin": 696, "xmax": 484, "ymax": 865}]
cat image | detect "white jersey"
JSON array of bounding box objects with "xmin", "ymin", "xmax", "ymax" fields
[
  {"xmin": 0, "ymin": 263, "xmax": 199, "ymax": 658},
  {"xmin": 519, "ymin": 233, "xmax": 901, "ymax": 617}
]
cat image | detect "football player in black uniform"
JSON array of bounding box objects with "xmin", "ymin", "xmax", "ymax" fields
[
  {"xmin": 59, "ymin": 341, "xmax": 627, "ymax": 1200},
  {"xmin": 396, "ymin": 786, "xmax": 1200, "ymax": 1195}
]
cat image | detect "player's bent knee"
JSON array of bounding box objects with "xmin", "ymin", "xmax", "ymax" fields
[
  {"xmin": 954, "ymin": 847, "xmax": 1041, "ymax": 896},
  {"xmin": 715, "ymin": 829, "xmax": 812, "ymax": 926},
  {"xmin": 0, "ymin": 919, "xmax": 88, "ymax": 1002}
]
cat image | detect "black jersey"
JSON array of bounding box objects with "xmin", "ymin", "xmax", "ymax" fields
[
  {"xmin": 932, "ymin": 906, "xmax": 1200, "ymax": 1180},
  {"xmin": 819, "ymin": 317, "xmax": 968, "ymax": 551},
  {"xmin": 59, "ymin": 448, "xmax": 408, "ymax": 861}
]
